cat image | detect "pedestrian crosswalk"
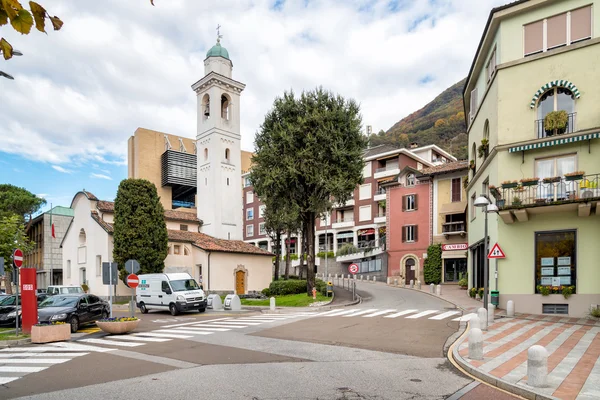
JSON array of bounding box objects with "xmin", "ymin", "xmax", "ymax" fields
[{"xmin": 313, "ymin": 308, "xmax": 476, "ymax": 322}]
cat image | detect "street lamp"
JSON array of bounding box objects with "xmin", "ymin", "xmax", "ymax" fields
[{"xmin": 474, "ymin": 196, "xmax": 498, "ymax": 311}]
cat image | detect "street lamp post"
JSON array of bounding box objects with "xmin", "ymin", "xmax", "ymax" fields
[{"xmin": 474, "ymin": 196, "xmax": 499, "ymax": 311}]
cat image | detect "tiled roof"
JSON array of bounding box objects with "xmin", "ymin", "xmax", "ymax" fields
[
  {"xmin": 420, "ymin": 160, "xmax": 469, "ymax": 176},
  {"xmin": 82, "ymin": 191, "xmax": 98, "ymax": 201},
  {"xmin": 91, "ymin": 211, "xmax": 114, "ymax": 233},
  {"xmin": 363, "ymin": 144, "xmax": 401, "ymax": 158},
  {"xmin": 94, "ymin": 200, "xmax": 201, "ymax": 223},
  {"xmin": 167, "ymin": 230, "xmax": 273, "ymax": 256},
  {"xmin": 97, "ymin": 201, "xmax": 114, "ymax": 212}
]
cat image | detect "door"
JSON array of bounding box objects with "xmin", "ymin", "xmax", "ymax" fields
[
  {"xmin": 444, "ymin": 259, "xmax": 468, "ymax": 282},
  {"xmin": 160, "ymin": 281, "xmax": 171, "ymax": 306},
  {"xmin": 77, "ymin": 297, "xmax": 91, "ymax": 323},
  {"xmin": 87, "ymin": 295, "xmax": 103, "ymax": 319},
  {"xmin": 235, "ymin": 271, "xmax": 245, "ymax": 295},
  {"xmin": 404, "ymin": 258, "xmax": 416, "ymax": 284}
]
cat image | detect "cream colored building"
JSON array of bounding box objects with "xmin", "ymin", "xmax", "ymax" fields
[{"xmin": 465, "ymin": 0, "xmax": 600, "ymax": 317}]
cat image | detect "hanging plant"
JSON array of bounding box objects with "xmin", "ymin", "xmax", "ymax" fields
[
  {"xmin": 477, "ymin": 138, "xmax": 489, "ymax": 159},
  {"xmin": 463, "ymin": 176, "xmax": 469, "ymax": 189},
  {"xmin": 544, "ymin": 110, "xmax": 568, "ymax": 132},
  {"xmin": 469, "ymin": 159, "xmax": 475, "ymax": 170}
]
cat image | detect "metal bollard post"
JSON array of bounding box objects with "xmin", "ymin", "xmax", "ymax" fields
[
  {"xmin": 410, "ymin": 279, "xmax": 414, "ymax": 289},
  {"xmin": 468, "ymin": 328, "xmax": 484, "ymax": 360},
  {"xmin": 488, "ymin": 304, "xmax": 495, "ymax": 325},
  {"xmin": 527, "ymin": 345, "xmax": 548, "ymax": 387},
  {"xmin": 372, "ymin": 276, "xmax": 376, "ymax": 283},
  {"xmin": 394, "ymin": 279, "xmax": 398, "ymax": 286},
  {"xmin": 436, "ymin": 284, "xmax": 442, "ymax": 296},
  {"xmin": 470, "ymin": 315, "xmax": 481, "ymax": 330},
  {"xmin": 417, "ymin": 281, "xmax": 421, "ymax": 290},
  {"xmin": 352, "ymin": 281, "xmax": 356, "ymax": 301},
  {"xmin": 477, "ymin": 307, "xmax": 488, "ymax": 331},
  {"xmin": 507, "ymin": 300, "xmax": 515, "ymax": 317},
  {"xmin": 430, "ymin": 283, "xmax": 435, "ymax": 293},
  {"xmin": 270, "ymin": 297, "xmax": 276, "ymax": 311}
]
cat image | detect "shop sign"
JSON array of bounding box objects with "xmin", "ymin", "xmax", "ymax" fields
[{"xmin": 441, "ymin": 243, "xmax": 468, "ymax": 251}]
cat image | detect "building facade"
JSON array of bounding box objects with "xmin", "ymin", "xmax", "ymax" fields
[{"xmin": 465, "ymin": 0, "xmax": 600, "ymax": 317}]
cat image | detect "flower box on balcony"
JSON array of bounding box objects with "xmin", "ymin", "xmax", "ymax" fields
[
  {"xmin": 31, "ymin": 322, "xmax": 71, "ymax": 344},
  {"xmin": 535, "ymin": 198, "xmax": 547, "ymax": 205},
  {"xmin": 501, "ymin": 181, "xmax": 518, "ymax": 189},
  {"xmin": 520, "ymin": 178, "xmax": 539, "ymax": 187},
  {"xmin": 542, "ymin": 176, "xmax": 561, "ymax": 184},
  {"xmin": 565, "ymin": 171, "xmax": 584, "ymax": 181}
]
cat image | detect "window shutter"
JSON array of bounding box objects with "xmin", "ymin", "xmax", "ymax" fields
[
  {"xmin": 402, "ymin": 226, "xmax": 406, "ymax": 242},
  {"xmin": 402, "ymin": 195, "xmax": 407, "ymax": 211},
  {"xmin": 547, "ymin": 13, "xmax": 567, "ymax": 49},
  {"xmin": 524, "ymin": 20, "xmax": 543, "ymax": 55},
  {"xmin": 470, "ymin": 88, "xmax": 478, "ymax": 119},
  {"xmin": 571, "ymin": 6, "xmax": 592, "ymax": 42},
  {"xmin": 414, "ymin": 194, "xmax": 418, "ymax": 210},
  {"xmin": 414, "ymin": 225, "xmax": 418, "ymax": 242}
]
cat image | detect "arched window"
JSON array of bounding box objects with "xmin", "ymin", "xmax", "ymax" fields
[
  {"xmin": 225, "ymin": 148, "xmax": 230, "ymax": 162},
  {"xmin": 483, "ymin": 120, "xmax": 489, "ymax": 141},
  {"xmin": 78, "ymin": 229, "xmax": 86, "ymax": 245},
  {"xmin": 537, "ymin": 87, "xmax": 575, "ymax": 137},
  {"xmin": 184, "ymin": 246, "xmax": 190, "ymax": 256},
  {"xmin": 204, "ymin": 148, "xmax": 208, "ymax": 161},
  {"xmin": 406, "ymin": 173, "xmax": 415, "ymax": 187},
  {"xmin": 202, "ymin": 94, "xmax": 210, "ymax": 119},
  {"xmin": 221, "ymin": 94, "xmax": 230, "ymax": 120}
]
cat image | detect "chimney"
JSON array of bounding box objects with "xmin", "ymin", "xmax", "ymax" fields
[{"xmin": 410, "ymin": 142, "xmax": 419, "ymax": 149}]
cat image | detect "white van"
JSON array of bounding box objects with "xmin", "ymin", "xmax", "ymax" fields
[
  {"xmin": 136, "ymin": 273, "xmax": 206, "ymax": 315},
  {"xmin": 46, "ymin": 285, "xmax": 84, "ymax": 295}
]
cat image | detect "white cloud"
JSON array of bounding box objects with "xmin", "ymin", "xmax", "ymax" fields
[
  {"xmin": 0, "ymin": 0, "xmax": 507, "ymax": 164},
  {"xmin": 90, "ymin": 173, "xmax": 112, "ymax": 180},
  {"xmin": 52, "ymin": 165, "xmax": 73, "ymax": 174}
]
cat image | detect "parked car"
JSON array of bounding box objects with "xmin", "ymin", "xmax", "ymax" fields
[
  {"xmin": 36, "ymin": 289, "xmax": 46, "ymax": 295},
  {"xmin": 136, "ymin": 272, "xmax": 206, "ymax": 315},
  {"xmin": 46, "ymin": 285, "xmax": 84, "ymax": 295},
  {"xmin": 38, "ymin": 294, "xmax": 109, "ymax": 333},
  {"xmin": 0, "ymin": 294, "xmax": 48, "ymax": 327}
]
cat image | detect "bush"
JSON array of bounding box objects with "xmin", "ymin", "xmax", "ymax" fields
[
  {"xmin": 337, "ymin": 243, "xmax": 359, "ymax": 256},
  {"xmin": 261, "ymin": 288, "xmax": 271, "ymax": 297},
  {"xmin": 423, "ymin": 244, "xmax": 442, "ymax": 284},
  {"xmin": 316, "ymin": 251, "xmax": 334, "ymax": 259},
  {"xmin": 457, "ymin": 277, "xmax": 468, "ymax": 287},
  {"xmin": 469, "ymin": 287, "xmax": 477, "ymax": 298},
  {"xmin": 591, "ymin": 307, "xmax": 600, "ymax": 319},
  {"xmin": 268, "ymin": 279, "xmax": 307, "ymax": 296},
  {"xmin": 315, "ymin": 279, "xmax": 326, "ymax": 295}
]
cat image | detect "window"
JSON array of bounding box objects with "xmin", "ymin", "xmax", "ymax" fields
[
  {"xmin": 486, "ymin": 47, "xmax": 496, "ymax": 82},
  {"xmin": 259, "ymin": 205, "xmax": 266, "ymax": 218},
  {"xmin": 406, "ymin": 173, "xmax": 415, "ymax": 187},
  {"xmin": 204, "ymin": 148, "xmax": 208, "ymax": 161},
  {"xmin": 202, "ymin": 94, "xmax": 210, "ymax": 119},
  {"xmin": 359, "ymin": 205, "xmax": 371, "ymax": 221},
  {"xmin": 470, "ymin": 193, "xmax": 477, "ymax": 220},
  {"xmin": 96, "ymin": 255, "xmax": 101, "ymax": 277},
  {"xmin": 537, "ymin": 87, "xmax": 575, "ymax": 137},
  {"xmin": 67, "ymin": 260, "xmax": 71, "ymax": 279},
  {"xmin": 524, "ymin": 6, "xmax": 592, "ymax": 56},
  {"xmin": 535, "ymin": 230, "xmax": 576, "ymax": 294},
  {"xmin": 403, "ymin": 194, "xmax": 417, "ymax": 211},
  {"xmin": 246, "ymin": 225, "xmax": 254, "ymax": 237},
  {"xmin": 227, "ymin": 178, "xmax": 230, "ymax": 186},
  {"xmin": 79, "ymin": 229, "xmax": 86, "ymax": 245},
  {"xmin": 482, "ymin": 178, "xmax": 489, "ymax": 200},
  {"xmin": 174, "ymin": 245, "xmax": 181, "ymax": 255},
  {"xmin": 469, "ymin": 88, "xmax": 478, "ymax": 121},
  {"xmin": 259, "ymin": 223, "xmax": 266, "ymax": 235},
  {"xmin": 180, "ymin": 224, "xmax": 188, "ymax": 231},
  {"xmin": 168, "ymin": 245, "xmax": 172, "ymax": 255},
  {"xmin": 221, "ymin": 95, "xmax": 230, "ymax": 120},
  {"xmin": 363, "ymin": 163, "xmax": 372, "ymax": 178},
  {"xmin": 246, "ymin": 191, "xmax": 254, "ymax": 204},
  {"xmin": 88, "ymin": 295, "xmax": 100, "ymax": 304},
  {"xmin": 402, "ymin": 225, "xmax": 417, "ymax": 242},
  {"xmin": 161, "ymin": 281, "xmax": 170, "ymax": 292},
  {"xmin": 244, "ymin": 177, "xmax": 251, "ymax": 187},
  {"xmin": 451, "ymin": 178, "xmax": 461, "ymax": 202},
  {"xmin": 359, "ymin": 183, "xmax": 371, "ymax": 200},
  {"xmin": 536, "ymin": 154, "xmax": 576, "ymax": 200},
  {"xmin": 225, "ymin": 148, "xmax": 230, "ymax": 162},
  {"xmin": 184, "ymin": 246, "xmax": 190, "ymax": 256},
  {"xmin": 246, "ymin": 208, "xmax": 254, "ymax": 221}
]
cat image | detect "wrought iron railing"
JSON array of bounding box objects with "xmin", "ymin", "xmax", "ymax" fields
[
  {"xmin": 442, "ymin": 221, "xmax": 466, "ymax": 233},
  {"xmin": 536, "ymin": 112, "xmax": 576, "ymax": 138},
  {"xmin": 375, "ymin": 188, "xmax": 386, "ymax": 195},
  {"xmin": 493, "ymin": 173, "xmax": 600, "ymax": 209}
]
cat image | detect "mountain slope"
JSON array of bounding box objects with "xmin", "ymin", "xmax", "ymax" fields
[{"xmin": 370, "ymin": 78, "xmax": 468, "ymax": 160}]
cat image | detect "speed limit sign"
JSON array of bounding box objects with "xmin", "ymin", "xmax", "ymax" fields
[{"xmin": 348, "ymin": 263, "xmax": 359, "ymax": 274}]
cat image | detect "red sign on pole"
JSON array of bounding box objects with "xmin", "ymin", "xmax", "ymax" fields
[
  {"xmin": 20, "ymin": 268, "xmax": 37, "ymax": 333},
  {"xmin": 127, "ymin": 273, "xmax": 139, "ymax": 288},
  {"xmin": 488, "ymin": 243, "xmax": 506, "ymax": 259},
  {"xmin": 348, "ymin": 263, "xmax": 359, "ymax": 275},
  {"xmin": 13, "ymin": 248, "xmax": 23, "ymax": 268}
]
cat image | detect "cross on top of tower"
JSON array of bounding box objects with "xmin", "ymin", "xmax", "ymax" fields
[{"xmin": 216, "ymin": 24, "xmax": 223, "ymax": 43}]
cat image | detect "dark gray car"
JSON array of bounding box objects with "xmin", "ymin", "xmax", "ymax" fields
[{"xmin": 38, "ymin": 294, "xmax": 109, "ymax": 333}]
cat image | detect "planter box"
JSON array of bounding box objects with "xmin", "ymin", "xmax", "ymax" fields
[
  {"xmin": 543, "ymin": 177, "xmax": 561, "ymax": 184},
  {"xmin": 96, "ymin": 319, "xmax": 140, "ymax": 334},
  {"xmin": 565, "ymin": 175, "xmax": 583, "ymax": 181},
  {"xmin": 31, "ymin": 324, "xmax": 71, "ymax": 344},
  {"xmin": 521, "ymin": 180, "xmax": 538, "ymax": 187},
  {"xmin": 502, "ymin": 183, "xmax": 518, "ymax": 189}
]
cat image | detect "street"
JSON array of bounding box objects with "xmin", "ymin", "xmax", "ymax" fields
[{"xmin": 0, "ymin": 283, "xmax": 517, "ymax": 400}]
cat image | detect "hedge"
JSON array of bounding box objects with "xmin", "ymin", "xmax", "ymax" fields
[
  {"xmin": 263, "ymin": 279, "xmax": 327, "ymax": 296},
  {"xmin": 423, "ymin": 244, "xmax": 442, "ymax": 284}
]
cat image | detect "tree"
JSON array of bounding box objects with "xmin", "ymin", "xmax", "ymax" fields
[
  {"xmin": 0, "ymin": 184, "xmax": 46, "ymax": 220},
  {"xmin": 251, "ymin": 88, "xmax": 366, "ymax": 294},
  {"xmin": 0, "ymin": 1, "xmax": 64, "ymax": 79},
  {"xmin": 0, "ymin": 214, "xmax": 34, "ymax": 293},
  {"xmin": 424, "ymin": 244, "xmax": 442, "ymax": 284},
  {"xmin": 262, "ymin": 198, "xmax": 300, "ymax": 280},
  {"xmin": 112, "ymin": 179, "xmax": 168, "ymax": 281}
]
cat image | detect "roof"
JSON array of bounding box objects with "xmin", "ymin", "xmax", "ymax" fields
[
  {"xmin": 363, "ymin": 144, "xmax": 401, "ymax": 158},
  {"xmin": 95, "ymin": 200, "xmax": 201, "ymax": 223},
  {"xmin": 45, "ymin": 206, "xmax": 74, "ymax": 217},
  {"xmin": 91, "ymin": 211, "xmax": 114, "ymax": 234},
  {"xmin": 420, "ymin": 160, "xmax": 469, "ymax": 176},
  {"xmin": 69, "ymin": 190, "xmax": 98, "ymax": 208},
  {"xmin": 167, "ymin": 230, "xmax": 273, "ymax": 256},
  {"xmin": 206, "ymin": 40, "xmax": 230, "ymax": 60},
  {"xmin": 96, "ymin": 201, "xmax": 114, "ymax": 212}
]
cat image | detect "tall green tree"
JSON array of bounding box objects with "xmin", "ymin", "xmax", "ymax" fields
[
  {"xmin": 0, "ymin": 214, "xmax": 34, "ymax": 293},
  {"xmin": 251, "ymin": 88, "xmax": 366, "ymax": 294},
  {"xmin": 424, "ymin": 244, "xmax": 442, "ymax": 284},
  {"xmin": 112, "ymin": 179, "xmax": 168, "ymax": 280},
  {"xmin": 0, "ymin": 184, "xmax": 46, "ymax": 220},
  {"xmin": 262, "ymin": 199, "xmax": 300, "ymax": 280}
]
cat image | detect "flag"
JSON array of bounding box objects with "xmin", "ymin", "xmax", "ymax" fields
[{"xmin": 50, "ymin": 204, "xmax": 55, "ymax": 239}]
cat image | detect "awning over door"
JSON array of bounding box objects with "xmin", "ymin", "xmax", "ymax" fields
[
  {"xmin": 440, "ymin": 201, "xmax": 467, "ymax": 215},
  {"xmin": 442, "ymin": 251, "xmax": 467, "ymax": 259},
  {"xmin": 509, "ymin": 132, "xmax": 599, "ymax": 153}
]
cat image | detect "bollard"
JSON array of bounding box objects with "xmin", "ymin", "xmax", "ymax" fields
[
  {"xmin": 430, "ymin": 283, "xmax": 435, "ymax": 293},
  {"xmin": 527, "ymin": 345, "xmax": 548, "ymax": 388},
  {"xmin": 470, "ymin": 315, "xmax": 481, "ymax": 330},
  {"xmin": 488, "ymin": 304, "xmax": 495, "ymax": 325},
  {"xmin": 410, "ymin": 279, "xmax": 414, "ymax": 289},
  {"xmin": 270, "ymin": 297, "xmax": 276, "ymax": 311},
  {"xmin": 477, "ymin": 307, "xmax": 488, "ymax": 331},
  {"xmin": 335, "ymin": 274, "xmax": 338, "ymax": 279},
  {"xmin": 394, "ymin": 279, "xmax": 398, "ymax": 286},
  {"xmin": 436, "ymin": 284, "xmax": 442, "ymax": 296},
  {"xmin": 360, "ymin": 275, "xmax": 363, "ymax": 281},
  {"xmin": 468, "ymin": 328, "xmax": 484, "ymax": 360},
  {"xmin": 417, "ymin": 281, "xmax": 421, "ymax": 290},
  {"xmin": 507, "ymin": 300, "xmax": 515, "ymax": 317}
]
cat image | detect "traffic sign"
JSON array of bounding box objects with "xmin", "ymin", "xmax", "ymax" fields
[
  {"xmin": 488, "ymin": 243, "xmax": 506, "ymax": 259},
  {"xmin": 348, "ymin": 263, "xmax": 359, "ymax": 274},
  {"xmin": 127, "ymin": 273, "xmax": 139, "ymax": 288},
  {"xmin": 13, "ymin": 249, "xmax": 23, "ymax": 268},
  {"xmin": 125, "ymin": 259, "xmax": 140, "ymax": 274}
]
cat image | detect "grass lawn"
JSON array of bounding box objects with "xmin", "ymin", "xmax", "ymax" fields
[
  {"xmin": 240, "ymin": 293, "xmax": 330, "ymax": 307},
  {"xmin": 0, "ymin": 332, "xmax": 29, "ymax": 341}
]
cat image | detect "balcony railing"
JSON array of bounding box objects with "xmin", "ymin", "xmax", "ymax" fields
[
  {"xmin": 375, "ymin": 188, "xmax": 386, "ymax": 195},
  {"xmin": 336, "ymin": 216, "xmax": 354, "ymax": 223},
  {"xmin": 536, "ymin": 112, "xmax": 576, "ymax": 138},
  {"xmin": 375, "ymin": 165, "xmax": 399, "ymax": 173},
  {"xmin": 493, "ymin": 173, "xmax": 600, "ymax": 210},
  {"xmin": 442, "ymin": 221, "xmax": 466, "ymax": 234}
]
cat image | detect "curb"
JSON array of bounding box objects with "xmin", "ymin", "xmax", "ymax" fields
[
  {"xmin": 386, "ymin": 284, "xmax": 468, "ymax": 312},
  {"xmin": 449, "ymin": 322, "xmax": 558, "ymax": 400},
  {"xmin": 0, "ymin": 338, "xmax": 31, "ymax": 348}
]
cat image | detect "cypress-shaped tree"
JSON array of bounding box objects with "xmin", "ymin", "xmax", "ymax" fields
[{"xmin": 423, "ymin": 244, "xmax": 443, "ymax": 284}]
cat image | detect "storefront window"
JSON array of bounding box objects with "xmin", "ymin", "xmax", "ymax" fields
[
  {"xmin": 535, "ymin": 230, "xmax": 576, "ymax": 294},
  {"xmin": 444, "ymin": 259, "xmax": 467, "ymax": 282}
]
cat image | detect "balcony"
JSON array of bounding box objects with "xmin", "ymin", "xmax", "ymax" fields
[
  {"xmin": 536, "ymin": 113, "xmax": 576, "ymax": 139},
  {"xmin": 332, "ymin": 216, "xmax": 355, "ymax": 229},
  {"xmin": 374, "ymin": 188, "xmax": 386, "ymax": 202},
  {"xmin": 374, "ymin": 213, "xmax": 386, "ymax": 224},
  {"xmin": 374, "ymin": 165, "xmax": 400, "ymax": 180},
  {"xmin": 336, "ymin": 236, "xmax": 386, "ymax": 262},
  {"xmin": 442, "ymin": 221, "xmax": 466, "ymax": 238},
  {"xmin": 493, "ymin": 173, "xmax": 600, "ymax": 223},
  {"xmin": 332, "ymin": 196, "xmax": 355, "ymax": 208}
]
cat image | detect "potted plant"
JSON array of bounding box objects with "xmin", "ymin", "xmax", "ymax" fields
[
  {"xmin": 463, "ymin": 176, "xmax": 469, "ymax": 190},
  {"xmin": 537, "ymin": 285, "xmax": 550, "ymax": 296},
  {"xmin": 561, "ymin": 285, "xmax": 575, "ymax": 299},
  {"xmin": 489, "ymin": 185, "xmax": 501, "ymax": 199},
  {"xmin": 535, "ymin": 198, "xmax": 547, "ymax": 205},
  {"xmin": 96, "ymin": 317, "xmax": 140, "ymax": 334},
  {"xmin": 31, "ymin": 321, "xmax": 71, "ymax": 344},
  {"xmin": 501, "ymin": 180, "xmax": 518, "ymax": 189},
  {"xmin": 469, "ymin": 160, "xmax": 475, "ymax": 171},
  {"xmin": 542, "ymin": 176, "xmax": 561, "ymax": 184},
  {"xmin": 478, "ymin": 138, "xmax": 489, "ymax": 159},
  {"xmin": 520, "ymin": 177, "xmax": 539, "ymax": 187},
  {"xmin": 469, "ymin": 287, "xmax": 477, "ymax": 298},
  {"xmin": 477, "ymin": 288, "xmax": 484, "ymax": 299},
  {"xmin": 565, "ymin": 171, "xmax": 585, "ymax": 181},
  {"xmin": 458, "ymin": 275, "xmax": 468, "ymax": 289},
  {"xmin": 81, "ymin": 283, "xmax": 89, "ymax": 293},
  {"xmin": 512, "ymin": 196, "xmax": 522, "ymax": 206},
  {"xmin": 544, "ymin": 110, "xmax": 569, "ymax": 135}
]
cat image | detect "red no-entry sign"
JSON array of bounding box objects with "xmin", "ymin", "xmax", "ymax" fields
[
  {"xmin": 348, "ymin": 263, "xmax": 359, "ymax": 274},
  {"xmin": 13, "ymin": 249, "xmax": 23, "ymax": 268},
  {"xmin": 127, "ymin": 273, "xmax": 139, "ymax": 288}
]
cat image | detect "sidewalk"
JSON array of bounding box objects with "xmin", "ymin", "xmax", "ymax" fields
[
  {"xmin": 453, "ymin": 315, "xmax": 600, "ymax": 400},
  {"xmin": 387, "ymin": 281, "xmax": 483, "ymax": 312}
]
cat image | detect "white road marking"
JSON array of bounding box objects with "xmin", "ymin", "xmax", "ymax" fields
[
  {"xmin": 0, "ymin": 377, "xmax": 19, "ymax": 384},
  {"xmin": 429, "ymin": 311, "xmax": 461, "ymax": 320},
  {"xmin": 104, "ymin": 335, "xmax": 171, "ymax": 342},
  {"xmin": 133, "ymin": 332, "xmax": 193, "ymax": 339},
  {"xmin": 0, "ymin": 347, "xmax": 98, "ymax": 353},
  {"xmin": 383, "ymin": 309, "xmax": 418, "ymax": 318},
  {"xmin": 452, "ymin": 313, "xmax": 477, "ymax": 322},
  {"xmin": 0, "ymin": 358, "xmax": 70, "ymax": 364},
  {"xmin": 406, "ymin": 310, "xmax": 439, "ymax": 319},
  {"xmin": 192, "ymin": 324, "xmax": 246, "ymax": 329},
  {"xmin": 363, "ymin": 309, "xmax": 397, "ymax": 318},
  {"xmin": 173, "ymin": 327, "xmax": 230, "ymax": 332},
  {"xmin": 155, "ymin": 329, "xmax": 212, "ymax": 335},
  {"xmin": 48, "ymin": 343, "xmax": 116, "ymax": 352},
  {"xmin": 342, "ymin": 309, "xmax": 378, "ymax": 317},
  {"xmin": 228, "ymin": 319, "xmax": 275, "ymax": 323},
  {"xmin": 0, "ymin": 366, "xmax": 47, "ymax": 373},
  {"xmin": 79, "ymin": 338, "xmax": 145, "ymax": 347},
  {"xmin": 323, "ymin": 310, "xmax": 358, "ymax": 317},
  {"xmin": 208, "ymin": 321, "xmax": 261, "ymax": 326},
  {"xmin": 160, "ymin": 317, "xmax": 232, "ymax": 328},
  {"xmin": 0, "ymin": 352, "xmax": 89, "ymax": 358}
]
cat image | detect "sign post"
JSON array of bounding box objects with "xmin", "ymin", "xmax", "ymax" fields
[
  {"xmin": 12, "ymin": 249, "xmax": 23, "ymax": 335},
  {"xmin": 125, "ymin": 261, "xmax": 140, "ymax": 316},
  {"xmin": 126, "ymin": 273, "xmax": 139, "ymax": 316},
  {"xmin": 102, "ymin": 262, "xmax": 118, "ymax": 318}
]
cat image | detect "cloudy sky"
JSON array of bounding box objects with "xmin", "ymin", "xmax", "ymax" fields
[{"xmin": 0, "ymin": 0, "xmax": 506, "ymax": 209}]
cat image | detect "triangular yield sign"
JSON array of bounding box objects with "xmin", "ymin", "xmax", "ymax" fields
[{"xmin": 488, "ymin": 243, "xmax": 506, "ymax": 259}]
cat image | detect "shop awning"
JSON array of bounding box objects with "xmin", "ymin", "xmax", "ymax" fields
[
  {"xmin": 440, "ymin": 201, "xmax": 467, "ymax": 215},
  {"xmin": 336, "ymin": 232, "xmax": 354, "ymax": 239},
  {"xmin": 442, "ymin": 251, "xmax": 467, "ymax": 259},
  {"xmin": 509, "ymin": 132, "xmax": 599, "ymax": 153},
  {"xmin": 358, "ymin": 228, "xmax": 375, "ymax": 236}
]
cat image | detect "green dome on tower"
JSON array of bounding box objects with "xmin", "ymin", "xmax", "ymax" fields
[{"xmin": 206, "ymin": 40, "xmax": 230, "ymax": 60}]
